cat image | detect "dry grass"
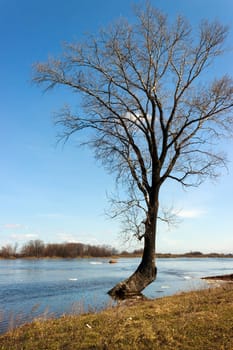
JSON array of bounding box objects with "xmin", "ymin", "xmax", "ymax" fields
[{"xmin": 0, "ymin": 283, "xmax": 232, "ymax": 350}]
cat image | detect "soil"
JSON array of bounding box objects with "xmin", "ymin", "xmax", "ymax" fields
[{"xmin": 202, "ymin": 273, "xmax": 233, "ymax": 281}]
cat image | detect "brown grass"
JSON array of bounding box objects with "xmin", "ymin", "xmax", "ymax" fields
[{"xmin": 0, "ymin": 283, "xmax": 232, "ymax": 350}]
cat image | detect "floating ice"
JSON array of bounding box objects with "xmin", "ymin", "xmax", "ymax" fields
[
  {"xmin": 89, "ymin": 261, "xmax": 103, "ymax": 265},
  {"xmin": 184, "ymin": 276, "xmax": 192, "ymax": 280}
]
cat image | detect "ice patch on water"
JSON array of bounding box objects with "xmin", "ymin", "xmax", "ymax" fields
[
  {"xmin": 161, "ymin": 285, "xmax": 170, "ymax": 289},
  {"xmin": 184, "ymin": 276, "xmax": 192, "ymax": 280},
  {"xmin": 69, "ymin": 278, "xmax": 78, "ymax": 281},
  {"xmin": 89, "ymin": 261, "xmax": 103, "ymax": 265}
]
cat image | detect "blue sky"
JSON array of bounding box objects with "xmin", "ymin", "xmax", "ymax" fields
[{"xmin": 1, "ymin": 0, "xmax": 233, "ymax": 253}]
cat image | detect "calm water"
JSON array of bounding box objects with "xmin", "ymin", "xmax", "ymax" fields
[{"xmin": 0, "ymin": 257, "xmax": 232, "ymax": 333}]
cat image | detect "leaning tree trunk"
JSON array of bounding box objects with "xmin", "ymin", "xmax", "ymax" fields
[{"xmin": 108, "ymin": 203, "xmax": 158, "ymax": 299}]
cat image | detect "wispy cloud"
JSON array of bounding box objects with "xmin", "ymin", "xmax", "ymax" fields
[
  {"xmin": 3, "ymin": 224, "xmax": 24, "ymax": 229},
  {"xmin": 177, "ymin": 209, "xmax": 206, "ymax": 219},
  {"xmin": 56, "ymin": 233, "xmax": 100, "ymax": 245},
  {"xmin": 56, "ymin": 233, "xmax": 79, "ymax": 243},
  {"xmin": 10, "ymin": 233, "xmax": 38, "ymax": 241}
]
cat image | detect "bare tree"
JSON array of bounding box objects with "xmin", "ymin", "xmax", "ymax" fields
[
  {"xmin": 33, "ymin": 2, "xmax": 233, "ymax": 298},
  {"xmin": 21, "ymin": 240, "xmax": 45, "ymax": 258},
  {"xmin": 0, "ymin": 243, "xmax": 18, "ymax": 258}
]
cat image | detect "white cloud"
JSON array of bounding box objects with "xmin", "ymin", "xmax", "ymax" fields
[
  {"xmin": 3, "ymin": 223, "xmax": 24, "ymax": 229},
  {"xmin": 10, "ymin": 233, "xmax": 38, "ymax": 241},
  {"xmin": 56, "ymin": 233, "xmax": 101, "ymax": 245},
  {"xmin": 176, "ymin": 209, "xmax": 206, "ymax": 219},
  {"xmin": 56, "ymin": 233, "xmax": 79, "ymax": 243}
]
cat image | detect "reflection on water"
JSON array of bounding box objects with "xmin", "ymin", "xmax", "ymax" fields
[{"xmin": 0, "ymin": 257, "xmax": 232, "ymax": 333}]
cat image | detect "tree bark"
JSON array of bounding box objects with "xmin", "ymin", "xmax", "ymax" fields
[{"xmin": 108, "ymin": 199, "xmax": 158, "ymax": 299}]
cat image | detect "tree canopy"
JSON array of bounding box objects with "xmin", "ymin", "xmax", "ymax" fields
[{"xmin": 33, "ymin": 2, "xmax": 233, "ymax": 297}]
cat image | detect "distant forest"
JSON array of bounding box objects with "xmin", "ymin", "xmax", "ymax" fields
[
  {"xmin": 0, "ymin": 240, "xmax": 117, "ymax": 259},
  {"xmin": 0, "ymin": 240, "xmax": 232, "ymax": 259}
]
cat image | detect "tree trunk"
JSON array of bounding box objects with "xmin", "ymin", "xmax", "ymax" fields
[{"xmin": 108, "ymin": 200, "xmax": 158, "ymax": 299}]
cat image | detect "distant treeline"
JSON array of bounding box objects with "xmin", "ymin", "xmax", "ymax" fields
[
  {"xmin": 156, "ymin": 251, "xmax": 233, "ymax": 258},
  {"xmin": 0, "ymin": 241, "xmax": 232, "ymax": 259},
  {"xmin": 119, "ymin": 250, "xmax": 233, "ymax": 258},
  {"xmin": 0, "ymin": 240, "xmax": 118, "ymax": 259},
  {"xmin": 118, "ymin": 249, "xmax": 233, "ymax": 259}
]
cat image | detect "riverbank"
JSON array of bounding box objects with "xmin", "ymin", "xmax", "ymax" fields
[
  {"xmin": 1, "ymin": 283, "xmax": 232, "ymax": 350},
  {"xmin": 1, "ymin": 252, "xmax": 232, "ymax": 260},
  {"xmin": 202, "ymin": 273, "xmax": 233, "ymax": 282}
]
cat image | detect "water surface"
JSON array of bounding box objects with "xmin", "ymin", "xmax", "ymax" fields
[{"xmin": 0, "ymin": 257, "xmax": 232, "ymax": 333}]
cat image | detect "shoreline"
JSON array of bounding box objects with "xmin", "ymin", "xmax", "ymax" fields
[
  {"xmin": 0, "ymin": 253, "xmax": 233, "ymax": 260},
  {"xmin": 1, "ymin": 282, "xmax": 232, "ymax": 349},
  {"xmin": 202, "ymin": 273, "xmax": 233, "ymax": 282}
]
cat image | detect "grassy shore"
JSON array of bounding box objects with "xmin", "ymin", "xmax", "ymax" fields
[{"xmin": 0, "ymin": 283, "xmax": 232, "ymax": 350}]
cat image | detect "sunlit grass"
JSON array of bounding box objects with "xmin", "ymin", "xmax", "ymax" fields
[{"xmin": 0, "ymin": 283, "xmax": 232, "ymax": 349}]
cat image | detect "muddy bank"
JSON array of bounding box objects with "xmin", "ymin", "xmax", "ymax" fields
[{"xmin": 202, "ymin": 273, "xmax": 233, "ymax": 281}]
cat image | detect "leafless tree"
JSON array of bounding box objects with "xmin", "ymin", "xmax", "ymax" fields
[
  {"xmin": 0, "ymin": 243, "xmax": 18, "ymax": 258},
  {"xmin": 21, "ymin": 240, "xmax": 45, "ymax": 258},
  {"xmin": 33, "ymin": 2, "xmax": 233, "ymax": 298}
]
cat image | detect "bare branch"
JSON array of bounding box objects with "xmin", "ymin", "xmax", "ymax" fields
[{"xmin": 33, "ymin": 3, "xmax": 233, "ymax": 242}]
